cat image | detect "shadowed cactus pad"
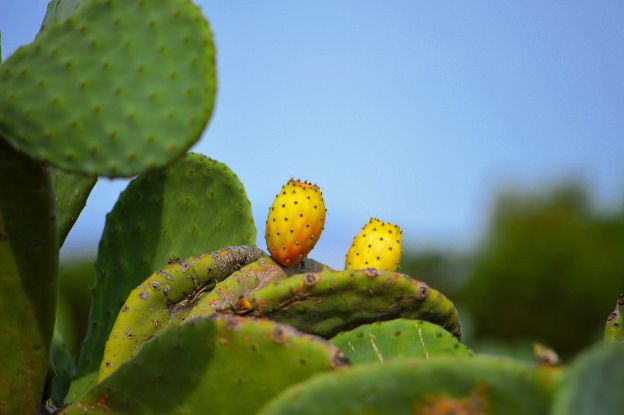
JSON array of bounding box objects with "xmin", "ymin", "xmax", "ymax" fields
[
  {"xmin": 331, "ymin": 319, "xmax": 472, "ymax": 365},
  {"xmin": 0, "ymin": 0, "xmax": 216, "ymax": 176},
  {"xmin": 64, "ymin": 316, "xmax": 348, "ymax": 415},
  {"xmin": 68, "ymin": 154, "xmax": 256, "ymax": 402},
  {"xmin": 550, "ymin": 343, "xmax": 624, "ymax": 415},
  {"xmin": 258, "ymin": 356, "xmax": 553, "ymax": 415},
  {"xmin": 53, "ymin": 169, "xmax": 96, "ymax": 246},
  {"xmin": 0, "ymin": 139, "xmax": 58, "ymax": 413},
  {"xmin": 232, "ymin": 269, "xmax": 461, "ymax": 339}
]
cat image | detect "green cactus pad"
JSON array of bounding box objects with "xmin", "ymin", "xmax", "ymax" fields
[
  {"xmin": 98, "ymin": 246, "xmax": 265, "ymax": 382},
  {"xmin": 604, "ymin": 294, "xmax": 624, "ymax": 344},
  {"xmin": 259, "ymin": 356, "xmax": 552, "ymax": 415},
  {"xmin": 40, "ymin": 0, "xmax": 81, "ymax": 33},
  {"xmin": 232, "ymin": 269, "xmax": 461, "ymax": 339},
  {"xmin": 550, "ymin": 343, "xmax": 624, "ymax": 415},
  {"xmin": 0, "ymin": 139, "xmax": 58, "ymax": 413},
  {"xmin": 0, "ymin": 0, "xmax": 216, "ymax": 177},
  {"xmin": 100, "ymin": 253, "xmax": 331, "ymax": 381},
  {"xmin": 67, "ymin": 154, "xmax": 256, "ymax": 402},
  {"xmin": 187, "ymin": 256, "xmax": 289, "ymax": 317},
  {"xmin": 54, "ymin": 169, "xmax": 96, "ymax": 246},
  {"xmin": 63, "ymin": 315, "xmax": 348, "ymax": 415},
  {"xmin": 189, "ymin": 256, "xmax": 333, "ymax": 317},
  {"xmin": 331, "ymin": 319, "xmax": 472, "ymax": 365},
  {"xmin": 39, "ymin": 0, "xmax": 97, "ymax": 249},
  {"xmin": 49, "ymin": 328, "xmax": 76, "ymax": 407}
]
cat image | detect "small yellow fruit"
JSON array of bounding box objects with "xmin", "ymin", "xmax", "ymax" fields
[
  {"xmin": 345, "ymin": 218, "xmax": 402, "ymax": 271},
  {"xmin": 265, "ymin": 179, "xmax": 326, "ymax": 266}
]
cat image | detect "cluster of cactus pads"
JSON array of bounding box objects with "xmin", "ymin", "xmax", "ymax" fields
[{"xmin": 1, "ymin": 1, "xmax": 623, "ymax": 414}]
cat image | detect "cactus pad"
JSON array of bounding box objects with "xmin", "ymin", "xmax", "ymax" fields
[
  {"xmin": 550, "ymin": 343, "xmax": 624, "ymax": 415},
  {"xmin": 54, "ymin": 169, "xmax": 96, "ymax": 246},
  {"xmin": 189, "ymin": 256, "xmax": 334, "ymax": 318},
  {"xmin": 68, "ymin": 154, "xmax": 256, "ymax": 402},
  {"xmin": 604, "ymin": 294, "xmax": 624, "ymax": 344},
  {"xmin": 40, "ymin": 0, "xmax": 81, "ymax": 34},
  {"xmin": 98, "ymin": 246, "xmax": 264, "ymax": 382},
  {"xmin": 331, "ymin": 319, "xmax": 472, "ymax": 365},
  {"xmin": 0, "ymin": 139, "xmax": 58, "ymax": 413},
  {"xmin": 0, "ymin": 0, "xmax": 216, "ymax": 177},
  {"xmin": 232, "ymin": 269, "xmax": 461, "ymax": 339},
  {"xmin": 258, "ymin": 356, "xmax": 552, "ymax": 415},
  {"xmin": 64, "ymin": 316, "xmax": 348, "ymax": 415}
]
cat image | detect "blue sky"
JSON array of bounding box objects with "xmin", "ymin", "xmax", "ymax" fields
[{"xmin": 2, "ymin": 1, "xmax": 623, "ymax": 268}]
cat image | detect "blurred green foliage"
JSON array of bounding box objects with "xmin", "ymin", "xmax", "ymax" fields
[
  {"xmin": 402, "ymin": 184, "xmax": 624, "ymax": 358},
  {"xmin": 399, "ymin": 250, "xmax": 469, "ymax": 296},
  {"xmin": 461, "ymin": 185, "xmax": 624, "ymax": 357},
  {"xmin": 55, "ymin": 258, "xmax": 95, "ymax": 358}
]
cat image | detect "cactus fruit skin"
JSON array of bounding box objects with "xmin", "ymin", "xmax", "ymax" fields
[
  {"xmin": 98, "ymin": 246, "xmax": 265, "ymax": 382},
  {"xmin": 550, "ymin": 343, "xmax": 624, "ymax": 415},
  {"xmin": 331, "ymin": 319, "xmax": 472, "ymax": 365},
  {"xmin": 54, "ymin": 169, "xmax": 96, "ymax": 247},
  {"xmin": 266, "ymin": 179, "xmax": 326, "ymax": 266},
  {"xmin": 232, "ymin": 269, "xmax": 461, "ymax": 339},
  {"xmin": 64, "ymin": 316, "xmax": 348, "ymax": 415},
  {"xmin": 0, "ymin": 139, "xmax": 58, "ymax": 413},
  {"xmin": 0, "ymin": 0, "xmax": 216, "ymax": 177},
  {"xmin": 345, "ymin": 218, "xmax": 402, "ymax": 271},
  {"xmin": 604, "ymin": 294, "xmax": 624, "ymax": 344},
  {"xmin": 67, "ymin": 154, "xmax": 256, "ymax": 403},
  {"xmin": 258, "ymin": 356, "xmax": 552, "ymax": 415}
]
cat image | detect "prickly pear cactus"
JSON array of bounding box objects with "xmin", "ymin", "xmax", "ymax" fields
[
  {"xmin": 64, "ymin": 316, "xmax": 348, "ymax": 415},
  {"xmin": 0, "ymin": 0, "xmax": 216, "ymax": 177},
  {"xmin": 189, "ymin": 256, "xmax": 333, "ymax": 317},
  {"xmin": 54, "ymin": 169, "xmax": 96, "ymax": 246},
  {"xmin": 331, "ymin": 319, "xmax": 472, "ymax": 365},
  {"xmin": 233, "ymin": 268, "xmax": 461, "ymax": 339},
  {"xmin": 98, "ymin": 246, "xmax": 265, "ymax": 382},
  {"xmin": 550, "ymin": 343, "xmax": 624, "ymax": 415},
  {"xmin": 0, "ymin": 140, "xmax": 58, "ymax": 413},
  {"xmin": 345, "ymin": 218, "xmax": 402, "ymax": 271},
  {"xmin": 40, "ymin": 0, "xmax": 81, "ymax": 33},
  {"xmin": 604, "ymin": 294, "xmax": 624, "ymax": 344},
  {"xmin": 258, "ymin": 356, "xmax": 553, "ymax": 415},
  {"xmin": 68, "ymin": 153, "xmax": 256, "ymax": 402}
]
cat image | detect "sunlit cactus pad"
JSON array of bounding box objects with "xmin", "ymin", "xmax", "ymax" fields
[
  {"xmin": 0, "ymin": 140, "xmax": 58, "ymax": 413},
  {"xmin": 0, "ymin": 0, "xmax": 216, "ymax": 177},
  {"xmin": 63, "ymin": 315, "xmax": 348, "ymax": 415},
  {"xmin": 331, "ymin": 319, "xmax": 472, "ymax": 365},
  {"xmin": 232, "ymin": 268, "xmax": 461, "ymax": 339},
  {"xmin": 258, "ymin": 356, "xmax": 553, "ymax": 415}
]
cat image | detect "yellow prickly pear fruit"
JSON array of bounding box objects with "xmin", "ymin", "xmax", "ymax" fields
[
  {"xmin": 345, "ymin": 218, "xmax": 402, "ymax": 271},
  {"xmin": 265, "ymin": 179, "xmax": 326, "ymax": 266}
]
